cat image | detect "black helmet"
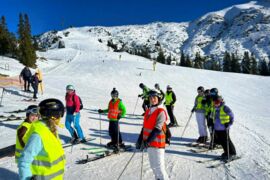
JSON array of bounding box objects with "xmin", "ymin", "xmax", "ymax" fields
[
  {"xmin": 139, "ymin": 83, "xmax": 145, "ymax": 89},
  {"xmin": 210, "ymin": 88, "xmax": 218, "ymax": 96},
  {"xmin": 111, "ymin": 87, "xmax": 119, "ymax": 98},
  {"xmin": 204, "ymin": 89, "xmax": 210, "ymax": 95},
  {"xmin": 148, "ymin": 89, "xmax": 161, "ymax": 99},
  {"xmin": 154, "ymin": 83, "xmax": 160, "ymax": 90},
  {"xmin": 39, "ymin": 98, "xmax": 65, "ymax": 118},
  {"xmin": 26, "ymin": 105, "xmax": 38, "ymax": 117},
  {"xmin": 197, "ymin": 86, "xmax": 204, "ymax": 92}
]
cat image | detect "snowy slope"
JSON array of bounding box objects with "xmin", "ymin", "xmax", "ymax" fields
[
  {"xmin": 1, "ymin": 28, "xmax": 270, "ymax": 180},
  {"xmin": 37, "ymin": 1, "xmax": 270, "ymax": 62}
]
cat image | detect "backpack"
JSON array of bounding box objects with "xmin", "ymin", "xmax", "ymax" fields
[
  {"xmin": 73, "ymin": 95, "xmax": 83, "ymax": 110},
  {"xmin": 163, "ymin": 124, "xmax": 172, "ymax": 145}
]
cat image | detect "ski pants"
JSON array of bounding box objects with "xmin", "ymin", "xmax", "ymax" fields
[
  {"xmin": 215, "ymin": 130, "xmax": 236, "ymax": 155},
  {"xmin": 166, "ymin": 105, "xmax": 176, "ymax": 125},
  {"xmin": 109, "ymin": 121, "xmax": 122, "ymax": 145},
  {"xmin": 147, "ymin": 147, "xmax": 169, "ymax": 180},
  {"xmin": 195, "ymin": 112, "xmax": 207, "ymax": 137},
  {"xmin": 65, "ymin": 113, "xmax": 85, "ymax": 139},
  {"xmin": 23, "ymin": 78, "xmax": 31, "ymax": 91}
]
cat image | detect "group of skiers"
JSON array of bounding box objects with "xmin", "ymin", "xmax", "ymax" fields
[
  {"xmin": 192, "ymin": 86, "xmax": 236, "ymax": 159},
  {"xmin": 19, "ymin": 66, "xmax": 43, "ymax": 99},
  {"xmin": 14, "ymin": 82, "xmax": 237, "ymax": 180}
]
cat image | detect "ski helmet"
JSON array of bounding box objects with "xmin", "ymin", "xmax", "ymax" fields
[
  {"xmin": 139, "ymin": 83, "xmax": 145, "ymax": 89},
  {"xmin": 197, "ymin": 86, "xmax": 204, "ymax": 92},
  {"xmin": 210, "ymin": 88, "xmax": 218, "ymax": 96},
  {"xmin": 111, "ymin": 88, "xmax": 119, "ymax": 98},
  {"xmin": 154, "ymin": 83, "xmax": 160, "ymax": 90},
  {"xmin": 204, "ymin": 89, "xmax": 210, "ymax": 96},
  {"xmin": 39, "ymin": 98, "xmax": 65, "ymax": 118},
  {"xmin": 26, "ymin": 105, "xmax": 38, "ymax": 117},
  {"xmin": 66, "ymin": 84, "xmax": 75, "ymax": 91},
  {"xmin": 167, "ymin": 85, "xmax": 172, "ymax": 90}
]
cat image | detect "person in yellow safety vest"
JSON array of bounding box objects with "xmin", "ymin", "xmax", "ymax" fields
[
  {"xmin": 36, "ymin": 68, "xmax": 44, "ymax": 95},
  {"xmin": 164, "ymin": 85, "xmax": 178, "ymax": 127},
  {"xmin": 17, "ymin": 98, "xmax": 66, "ymax": 180},
  {"xmin": 210, "ymin": 96, "xmax": 236, "ymax": 160},
  {"xmin": 141, "ymin": 89, "xmax": 169, "ymax": 180},
  {"xmin": 15, "ymin": 105, "xmax": 39, "ymax": 163},
  {"xmin": 138, "ymin": 83, "xmax": 150, "ymax": 115},
  {"xmin": 191, "ymin": 86, "xmax": 208, "ymax": 144},
  {"xmin": 98, "ymin": 88, "xmax": 126, "ymax": 149}
]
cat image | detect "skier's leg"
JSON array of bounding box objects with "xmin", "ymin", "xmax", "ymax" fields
[
  {"xmin": 227, "ymin": 130, "xmax": 236, "ymax": 155},
  {"xmin": 65, "ymin": 114, "xmax": 74, "ymax": 137},
  {"xmin": 74, "ymin": 113, "xmax": 85, "ymax": 139},
  {"xmin": 166, "ymin": 105, "xmax": 174, "ymax": 124},
  {"xmin": 110, "ymin": 121, "xmax": 118, "ymax": 145},
  {"xmin": 117, "ymin": 121, "xmax": 123, "ymax": 144},
  {"xmin": 147, "ymin": 147, "xmax": 169, "ymax": 180}
]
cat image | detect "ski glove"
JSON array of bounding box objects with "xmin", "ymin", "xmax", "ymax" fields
[
  {"xmin": 117, "ymin": 114, "xmax": 121, "ymax": 120},
  {"xmin": 141, "ymin": 140, "xmax": 149, "ymax": 150},
  {"xmin": 224, "ymin": 123, "xmax": 230, "ymax": 128},
  {"xmin": 98, "ymin": 109, "xmax": 103, "ymax": 114},
  {"xmin": 138, "ymin": 94, "xmax": 142, "ymax": 97},
  {"xmin": 191, "ymin": 108, "xmax": 195, "ymax": 113}
]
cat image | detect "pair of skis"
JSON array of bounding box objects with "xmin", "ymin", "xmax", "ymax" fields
[
  {"xmin": 196, "ymin": 155, "xmax": 241, "ymax": 168},
  {"xmin": 62, "ymin": 137, "xmax": 96, "ymax": 148},
  {"xmin": 77, "ymin": 145, "xmax": 133, "ymax": 164}
]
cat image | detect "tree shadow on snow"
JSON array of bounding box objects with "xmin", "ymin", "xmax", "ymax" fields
[
  {"xmin": 136, "ymin": 67, "xmax": 153, "ymax": 71},
  {"xmin": 165, "ymin": 149, "xmax": 219, "ymax": 159},
  {"xmin": 0, "ymin": 167, "xmax": 19, "ymax": 180},
  {"xmin": 4, "ymin": 88, "xmax": 31, "ymax": 98}
]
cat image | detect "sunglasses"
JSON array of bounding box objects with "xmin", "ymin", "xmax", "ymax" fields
[{"xmin": 27, "ymin": 108, "xmax": 39, "ymax": 115}]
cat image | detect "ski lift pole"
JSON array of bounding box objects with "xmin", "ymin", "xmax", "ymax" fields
[
  {"xmin": 180, "ymin": 112, "xmax": 193, "ymax": 140},
  {"xmin": 133, "ymin": 97, "xmax": 139, "ymax": 116}
]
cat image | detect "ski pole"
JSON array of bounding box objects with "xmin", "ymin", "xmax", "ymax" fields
[
  {"xmin": 209, "ymin": 129, "xmax": 215, "ymax": 151},
  {"xmin": 116, "ymin": 151, "xmax": 137, "ymax": 180},
  {"xmin": 99, "ymin": 114, "xmax": 102, "ymax": 146},
  {"xmin": 180, "ymin": 112, "xmax": 193, "ymax": 140},
  {"xmin": 226, "ymin": 128, "xmax": 230, "ymax": 162},
  {"xmin": 140, "ymin": 148, "xmax": 144, "ymax": 180},
  {"xmin": 133, "ymin": 97, "xmax": 139, "ymax": 116}
]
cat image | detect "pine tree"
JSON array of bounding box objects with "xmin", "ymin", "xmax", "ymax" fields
[
  {"xmin": 156, "ymin": 49, "xmax": 166, "ymax": 64},
  {"xmin": 180, "ymin": 51, "xmax": 186, "ymax": 66},
  {"xmin": 222, "ymin": 51, "xmax": 231, "ymax": 72},
  {"xmin": 230, "ymin": 53, "xmax": 241, "ymax": 73},
  {"xmin": 0, "ymin": 16, "xmax": 16, "ymax": 56},
  {"xmin": 250, "ymin": 54, "xmax": 258, "ymax": 75},
  {"xmin": 193, "ymin": 52, "xmax": 203, "ymax": 69},
  {"xmin": 259, "ymin": 59, "xmax": 269, "ymax": 76},
  {"xmin": 241, "ymin": 51, "xmax": 251, "ymax": 74},
  {"xmin": 185, "ymin": 55, "xmax": 192, "ymax": 67},
  {"xmin": 17, "ymin": 13, "xmax": 37, "ymax": 67},
  {"xmin": 166, "ymin": 54, "xmax": 172, "ymax": 65}
]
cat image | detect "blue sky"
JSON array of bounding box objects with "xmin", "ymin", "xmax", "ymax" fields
[{"xmin": 1, "ymin": 0, "xmax": 248, "ymax": 35}]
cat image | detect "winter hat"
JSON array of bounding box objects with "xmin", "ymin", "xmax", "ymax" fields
[{"xmin": 167, "ymin": 85, "xmax": 172, "ymax": 90}]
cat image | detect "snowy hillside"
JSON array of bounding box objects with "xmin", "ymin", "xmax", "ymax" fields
[
  {"xmin": 1, "ymin": 26, "xmax": 270, "ymax": 180},
  {"xmin": 37, "ymin": 1, "xmax": 270, "ymax": 62}
]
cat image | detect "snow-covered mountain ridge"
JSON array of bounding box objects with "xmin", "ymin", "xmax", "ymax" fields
[{"xmin": 37, "ymin": 1, "xmax": 270, "ymax": 62}]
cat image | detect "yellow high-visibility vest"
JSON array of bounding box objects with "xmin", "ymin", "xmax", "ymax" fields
[{"xmin": 15, "ymin": 122, "xmax": 31, "ymax": 163}]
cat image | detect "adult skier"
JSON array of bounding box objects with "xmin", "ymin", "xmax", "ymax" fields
[
  {"xmin": 164, "ymin": 85, "xmax": 177, "ymax": 127},
  {"xmin": 141, "ymin": 89, "xmax": 169, "ymax": 180},
  {"xmin": 65, "ymin": 85, "xmax": 86, "ymax": 143},
  {"xmin": 98, "ymin": 88, "xmax": 126, "ymax": 149},
  {"xmin": 138, "ymin": 83, "xmax": 150, "ymax": 114},
  {"xmin": 17, "ymin": 98, "xmax": 66, "ymax": 180},
  {"xmin": 19, "ymin": 66, "xmax": 32, "ymax": 92},
  {"xmin": 15, "ymin": 105, "xmax": 39, "ymax": 163},
  {"xmin": 210, "ymin": 96, "xmax": 236, "ymax": 159},
  {"xmin": 191, "ymin": 86, "xmax": 208, "ymax": 144}
]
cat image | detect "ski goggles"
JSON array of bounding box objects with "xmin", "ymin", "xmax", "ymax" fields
[{"xmin": 26, "ymin": 108, "xmax": 39, "ymax": 115}]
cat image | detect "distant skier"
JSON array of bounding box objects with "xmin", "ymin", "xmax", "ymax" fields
[
  {"xmin": 30, "ymin": 73, "xmax": 39, "ymax": 100},
  {"xmin": 153, "ymin": 60, "xmax": 157, "ymax": 71},
  {"xmin": 15, "ymin": 105, "xmax": 39, "ymax": 163},
  {"xmin": 210, "ymin": 96, "xmax": 236, "ymax": 160},
  {"xmin": 140, "ymin": 89, "xmax": 169, "ymax": 180},
  {"xmin": 65, "ymin": 85, "xmax": 86, "ymax": 143},
  {"xmin": 19, "ymin": 66, "xmax": 32, "ymax": 92},
  {"xmin": 98, "ymin": 88, "xmax": 127, "ymax": 149},
  {"xmin": 17, "ymin": 99, "xmax": 66, "ymax": 180},
  {"xmin": 164, "ymin": 85, "xmax": 177, "ymax": 127},
  {"xmin": 138, "ymin": 83, "xmax": 150, "ymax": 115},
  {"xmin": 191, "ymin": 86, "xmax": 208, "ymax": 144}
]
